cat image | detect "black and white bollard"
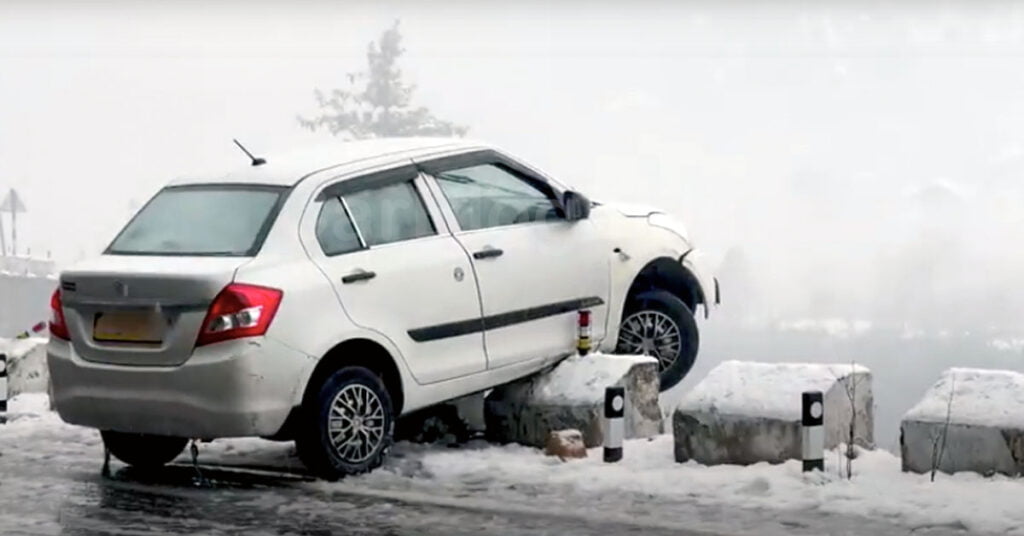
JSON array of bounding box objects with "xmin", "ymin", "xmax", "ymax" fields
[
  {"xmin": 0, "ymin": 353, "xmax": 7, "ymax": 424},
  {"xmin": 801, "ymin": 390, "xmax": 824, "ymax": 472},
  {"xmin": 604, "ymin": 386, "xmax": 625, "ymax": 463}
]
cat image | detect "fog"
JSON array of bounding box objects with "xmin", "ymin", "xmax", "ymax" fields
[{"xmin": 3, "ymin": 1, "xmax": 1023, "ymax": 336}]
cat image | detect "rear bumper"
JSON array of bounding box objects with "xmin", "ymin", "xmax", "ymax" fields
[{"xmin": 47, "ymin": 336, "xmax": 311, "ymax": 438}]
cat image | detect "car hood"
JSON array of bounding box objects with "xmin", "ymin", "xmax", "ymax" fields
[{"xmin": 599, "ymin": 202, "xmax": 665, "ymax": 218}]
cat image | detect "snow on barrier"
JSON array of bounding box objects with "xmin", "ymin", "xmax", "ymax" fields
[
  {"xmin": 0, "ymin": 337, "xmax": 51, "ymax": 405},
  {"xmin": 901, "ymin": 368, "xmax": 1024, "ymax": 476},
  {"xmin": 674, "ymin": 360, "xmax": 873, "ymax": 466},
  {"xmin": 485, "ymin": 353, "xmax": 661, "ymax": 448}
]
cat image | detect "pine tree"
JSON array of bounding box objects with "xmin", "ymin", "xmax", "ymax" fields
[{"xmin": 299, "ymin": 21, "xmax": 467, "ymax": 139}]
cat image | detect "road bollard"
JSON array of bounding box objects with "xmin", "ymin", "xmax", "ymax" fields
[
  {"xmin": 604, "ymin": 386, "xmax": 625, "ymax": 462},
  {"xmin": 577, "ymin": 310, "xmax": 592, "ymax": 356},
  {"xmin": 802, "ymin": 390, "xmax": 824, "ymax": 472},
  {"xmin": 0, "ymin": 353, "xmax": 7, "ymax": 424}
]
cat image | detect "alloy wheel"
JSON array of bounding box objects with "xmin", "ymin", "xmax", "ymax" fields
[
  {"xmin": 327, "ymin": 384, "xmax": 386, "ymax": 464},
  {"xmin": 618, "ymin": 310, "xmax": 683, "ymax": 371}
]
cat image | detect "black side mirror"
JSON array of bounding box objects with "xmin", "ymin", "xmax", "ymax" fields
[{"xmin": 562, "ymin": 190, "xmax": 591, "ymax": 221}]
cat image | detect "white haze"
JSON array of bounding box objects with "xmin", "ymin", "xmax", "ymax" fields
[{"xmin": 2, "ymin": 0, "xmax": 1023, "ymax": 333}]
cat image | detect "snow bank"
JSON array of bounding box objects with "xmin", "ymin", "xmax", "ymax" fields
[
  {"xmin": 354, "ymin": 435, "xmax": 1024, "ymax": 536},
  {"xmin": 5, "ymin": 393, "xmax": 53, "ymax": 420},
  {"xmin": 485, "ymin": 353, "xmax": 661, "ymax": 447},
  {"xmin": 0, "ymin": 337, "xmax": 51, "ymax": 401},
  {"xmin": 901, "ymin": 368, "xmax": 1024, "ymax": 475},
  {"xmin": 677, "ymin": 360, "xmax": 870, "ymax": 421}
]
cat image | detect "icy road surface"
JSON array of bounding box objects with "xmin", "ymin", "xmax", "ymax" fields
[{"xmin": 0, "ymin": 396, "xmax": 1008, "ymax": 536}]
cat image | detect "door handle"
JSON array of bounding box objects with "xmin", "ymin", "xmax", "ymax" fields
[
  {"xmin": 341, "ymin": 270, "xmax": 377, "ymax": 284},
  {"xmin": 472, "ymin": 248, "xmax": 504, "ymax": 260}
]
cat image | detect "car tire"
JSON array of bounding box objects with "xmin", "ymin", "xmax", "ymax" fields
[
  {"xmin": 295, "ymin": 366, "xmax": 395, "ymax": 481},
  {"xmin": 100, "ymin": 431, "xmax": 188, "ymax": 469},
  {"xmin": 616, "ymin": 289, "xmax": 699, "ymax": 392}
]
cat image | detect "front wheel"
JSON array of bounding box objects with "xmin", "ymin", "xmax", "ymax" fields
[
  {"xmin": 295, "ymin": 367, "xmax": 395, "ymax": 480},
  {"xmin": 100, "ymin": 431, "xmax": 188, "ymax": 469},
  {"xmin": 616, "ymin": 289, "xmax": 699, "ymax": 392}
]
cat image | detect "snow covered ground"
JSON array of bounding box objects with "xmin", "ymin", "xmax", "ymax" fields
[{"xmin": 5, "ymin": 393, "xmax": 1020, "ymax": 535}]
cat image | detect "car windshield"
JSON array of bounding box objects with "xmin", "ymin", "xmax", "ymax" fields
[{"xmin": 106, "ymin": 184, "xmax": 287, "ymax": 256}]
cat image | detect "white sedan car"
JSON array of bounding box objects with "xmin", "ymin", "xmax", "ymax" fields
[{"xmin": 47, "ymin": 138, "xmax": 718, "ymax": 478}]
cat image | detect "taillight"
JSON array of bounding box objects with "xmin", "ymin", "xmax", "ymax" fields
[
  {"xmin": 196, "ymin": 283, "xmax": 283, "ymax": 347},
  {"xmin": 49, "ymin": 289, "xmax": 70, "ymax": 340}
]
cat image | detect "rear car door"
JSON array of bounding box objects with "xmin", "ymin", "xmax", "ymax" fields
[
  {"xmin": 417, "ymin": 152, "xmax": 611, "ymax": 370},
  {"xmin": 302, "ymin": 165, "xmax": 487, "ymax": 385}
]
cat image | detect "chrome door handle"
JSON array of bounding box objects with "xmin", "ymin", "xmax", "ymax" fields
[{"xmin": 341, "ymin": 270, "xmax": 376, "ymax": 284}]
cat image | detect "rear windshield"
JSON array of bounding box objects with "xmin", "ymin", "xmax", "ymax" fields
[{"xmin": 106, "ymin": 185, "xmax": 288, "ymax": 256}]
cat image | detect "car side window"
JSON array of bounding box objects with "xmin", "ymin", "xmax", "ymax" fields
[
  {"xmin": 433, "ymin": 164, "xmax": 562, "ymax": 232},
  {"xmin": 315, "ymin": 197, "xmax": 362, "ymax": 256},
  {"xmin": 344, "ymin": 180, "xmax": 436, "ymax": 247}
]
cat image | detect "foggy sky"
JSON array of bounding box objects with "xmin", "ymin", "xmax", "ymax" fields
[{"xmin": 2, "ymin": 1, "xmax": 1023, "ymax": 328}]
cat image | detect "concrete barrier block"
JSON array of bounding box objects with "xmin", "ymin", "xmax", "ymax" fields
[
  {"xmin": 674, "ymin": 360, "xmax": 873, "ymax": 465},
  {"xmin": 485, "ymin": 353, "xmax": 661, "ymax": 448},
  {"xmin": 901, "ymin": 368, "xmax": 1024, "ymax": 476}
]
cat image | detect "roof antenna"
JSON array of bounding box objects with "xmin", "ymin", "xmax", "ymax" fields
[{"xmin": 233, "ymin": 139, "xmax": 267, "ymax": 166}]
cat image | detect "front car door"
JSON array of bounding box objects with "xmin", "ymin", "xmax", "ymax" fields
[
  {"xmin": 301, "ymin": 164, "xmax": 487, "ymax": 385},
  {"xmin": 417, "ymin": 151, "xmax": 611, "ymax": 370}
]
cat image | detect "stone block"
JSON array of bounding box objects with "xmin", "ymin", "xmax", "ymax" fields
[
  {"xmin": 674, "ymin": 360, "xmax": 873, "ymax": 465},
  {"xmin": 485, "ymin": 353, "xmax": 661, "ymax": 448},
  {"xmin": 545, "ymin": 429, "xmax": 587, "ymax": 460},
  {"xmin": 901, "ymin": 368, "xmax": 1024, "ymax": 476}
]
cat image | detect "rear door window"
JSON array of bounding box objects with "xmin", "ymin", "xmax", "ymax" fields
[
  {"xmin": 344, "ymin": 181, "xmax": 435, "ymax": 247},
  {"xmin": 315, "ymin": 198, "xmax": 363, "ymax": 256},
  {"xmin": 107, "ymin": 185, "xmax": 287, "ymax": 256}
]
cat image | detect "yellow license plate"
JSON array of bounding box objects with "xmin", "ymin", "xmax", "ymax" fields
[{"xmin": 93, "ymin": 311, "xmax": 164, "ymax": 343}]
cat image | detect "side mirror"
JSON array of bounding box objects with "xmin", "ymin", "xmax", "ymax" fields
[{"xmin": 562, "ymin": 190, "xmax": 591, "ymax": 221}]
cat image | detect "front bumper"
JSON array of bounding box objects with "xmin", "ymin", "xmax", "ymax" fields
[
  {"xmin": 47, "ymin": 336, "xmax": 310, "ymax": 439},
  {"xmin": 681, "ymin": 249, "xmax": 719, "ymax": 317}
]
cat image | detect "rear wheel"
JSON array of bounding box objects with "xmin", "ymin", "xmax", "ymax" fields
[
  {"xmin": 616, "ymin": 289, "xmax": 699, "ymax": 392},
  {"xmin": 295, "ymin": 366, "xmax": 395, "ymax": 480},
  {"xmin": 100, "ymin": 431, "xmax": 188, "ymax": 469}
]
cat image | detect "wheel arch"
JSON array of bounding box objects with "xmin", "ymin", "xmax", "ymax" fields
[
  {"xmin": 301, "ymin": 338, "xmax": 406, "ymax": 417},
  {"xmin": 624, "ymin": 256, "xmax": 706, "ymax": 319}
]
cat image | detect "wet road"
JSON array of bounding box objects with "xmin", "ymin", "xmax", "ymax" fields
[
  {"xmin": 4, "ymin": 461, "xmax": 719, "ymax": 536},
  {"xmin": 0, "ymin": 413, "xmax": 977, "ymax": 536}
]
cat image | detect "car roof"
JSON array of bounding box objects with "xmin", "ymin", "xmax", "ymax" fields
[{"xmin": 168, "ymin": 137, "xmax": 490, "ymax": 188}]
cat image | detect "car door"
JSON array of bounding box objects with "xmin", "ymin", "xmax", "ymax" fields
[
  {"xmin": 417, "ymin": 151, "xmax": 611, "ymax": 370},
  {"xmin": 302, "ymin": 164, "xmax": 487, "ymax": 385}
]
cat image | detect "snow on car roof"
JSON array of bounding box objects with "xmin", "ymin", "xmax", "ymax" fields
[{"xmin": 168, "ymin": 137, "xmax": 489, "ymax": 187}]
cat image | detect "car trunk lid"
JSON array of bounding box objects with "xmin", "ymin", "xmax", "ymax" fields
[{"xmin": 59, "ymin": 255, "xmax": 246, "ymax": 366}]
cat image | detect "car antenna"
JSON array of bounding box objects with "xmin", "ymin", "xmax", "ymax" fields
[{"xmin": 232, "ymin": 139, "xmax": 267, "ymax": 166}]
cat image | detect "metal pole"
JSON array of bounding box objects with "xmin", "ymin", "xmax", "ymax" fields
[
  {"xmin": 604, "ymin": 386, "xmax": 625, "ymax": 462},
  {"xmin": 802, "ymin": 391, "xmax": 824, "ymax": 472}
]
